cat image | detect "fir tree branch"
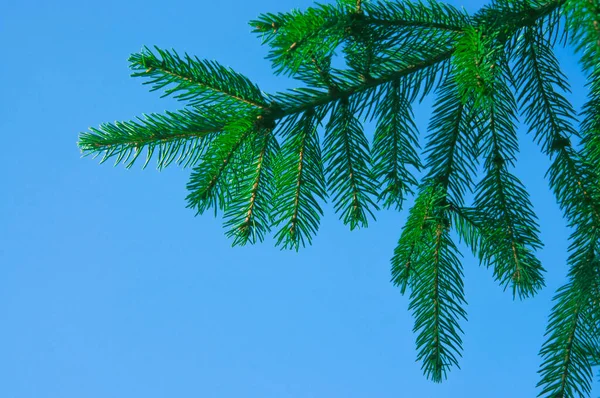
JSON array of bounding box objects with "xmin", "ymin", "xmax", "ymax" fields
[{"xmin": 78, "ymin": 0, "xmax": 600, "ymax": 391}]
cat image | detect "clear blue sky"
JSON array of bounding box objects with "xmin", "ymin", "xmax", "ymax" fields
[{"xmin": 1, "ymin": 0, "xmax": 597, "ymax": 397}]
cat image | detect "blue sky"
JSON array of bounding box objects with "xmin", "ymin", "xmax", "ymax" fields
[{"xmin": 1, "ymin": 0, "xmax": 597, "ymax": 397}]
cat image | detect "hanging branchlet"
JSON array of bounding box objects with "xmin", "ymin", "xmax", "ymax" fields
[
  {"xmin": 272, "ymin": 109, "xmax": 328, "ymax": 250},
  {"xmin": 424, "ymin": 75, "xmax": 478, "ymax": 205},
  {"xmin": 393, "ymin": 181, "xmax": 467, "ymax": 383},
  {"xmin": 390, "ymin": 74, "xmax": 474, "ymax": 381},
  {"xmin": 372, "ymin": 79, "xmax": 421, "ymax": 210},
  {"xmin": 223, "ymin": 127, "xmax": 279, "ymax": 246},
  {"xmin": 323, "ymin": 99, "xmax": 379, "ymax": 229},
  {"xmin": 452, "ymin": 21, "xmax": 546, "ymax": 299},
  {"xmin": 391, "ymin": 182, "xmax": 442, "ymax": 293},
  {"xmin": 512, "ymin": 24, "xmax": 600, "ymax": 397},
  {"xmin": 410, "ymin": 210, "xmax": 466, "ymax": 383}
]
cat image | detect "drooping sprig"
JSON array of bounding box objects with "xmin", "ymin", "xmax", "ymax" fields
[
  {"xmin": 423, "ymin": 77, "xmax": 477, "ymax": 205},
  {"xmin": 453, "ymin": 24, "xmax": 545, "ymax": 298},
  {"xmin": 272, "ymin": 110, "xmax": 328, "ymax": 250},
  {"xmin": 371, "ymin": 79, "xmax": 421, "ymax": 210},
  {"xmin": 223, "ymin": 127, "xmax": 279, "ymax": 246},
  {"xmin": 390, "ymin": 74, "xmax": 474, "ymax": 381},
  {"xmin": 323, "ymin": 99, "xmax": 379, "ymax": 229},
  {"xmin": 512, "ymin": 26, "xmax": 600, "ymax": 397}
]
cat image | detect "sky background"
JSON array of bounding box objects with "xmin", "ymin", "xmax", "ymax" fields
[{"xmin": 1, "ymin": 0, "xmax": 598, "ymax": 397}]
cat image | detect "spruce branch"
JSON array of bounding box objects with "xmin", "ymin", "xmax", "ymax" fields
[{"xmin": 77, "ymin": 0, "xmax": 600, "ymax": 394}]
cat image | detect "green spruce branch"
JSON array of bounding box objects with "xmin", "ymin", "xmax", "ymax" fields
[{"xmin": 78, "ymin": 0, "xmax": 600, "ymax": 395}]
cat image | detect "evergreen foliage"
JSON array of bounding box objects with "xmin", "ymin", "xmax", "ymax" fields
[{"xmin": 79, "ymin": 0, "xmax": 600, "ymax": 395}]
